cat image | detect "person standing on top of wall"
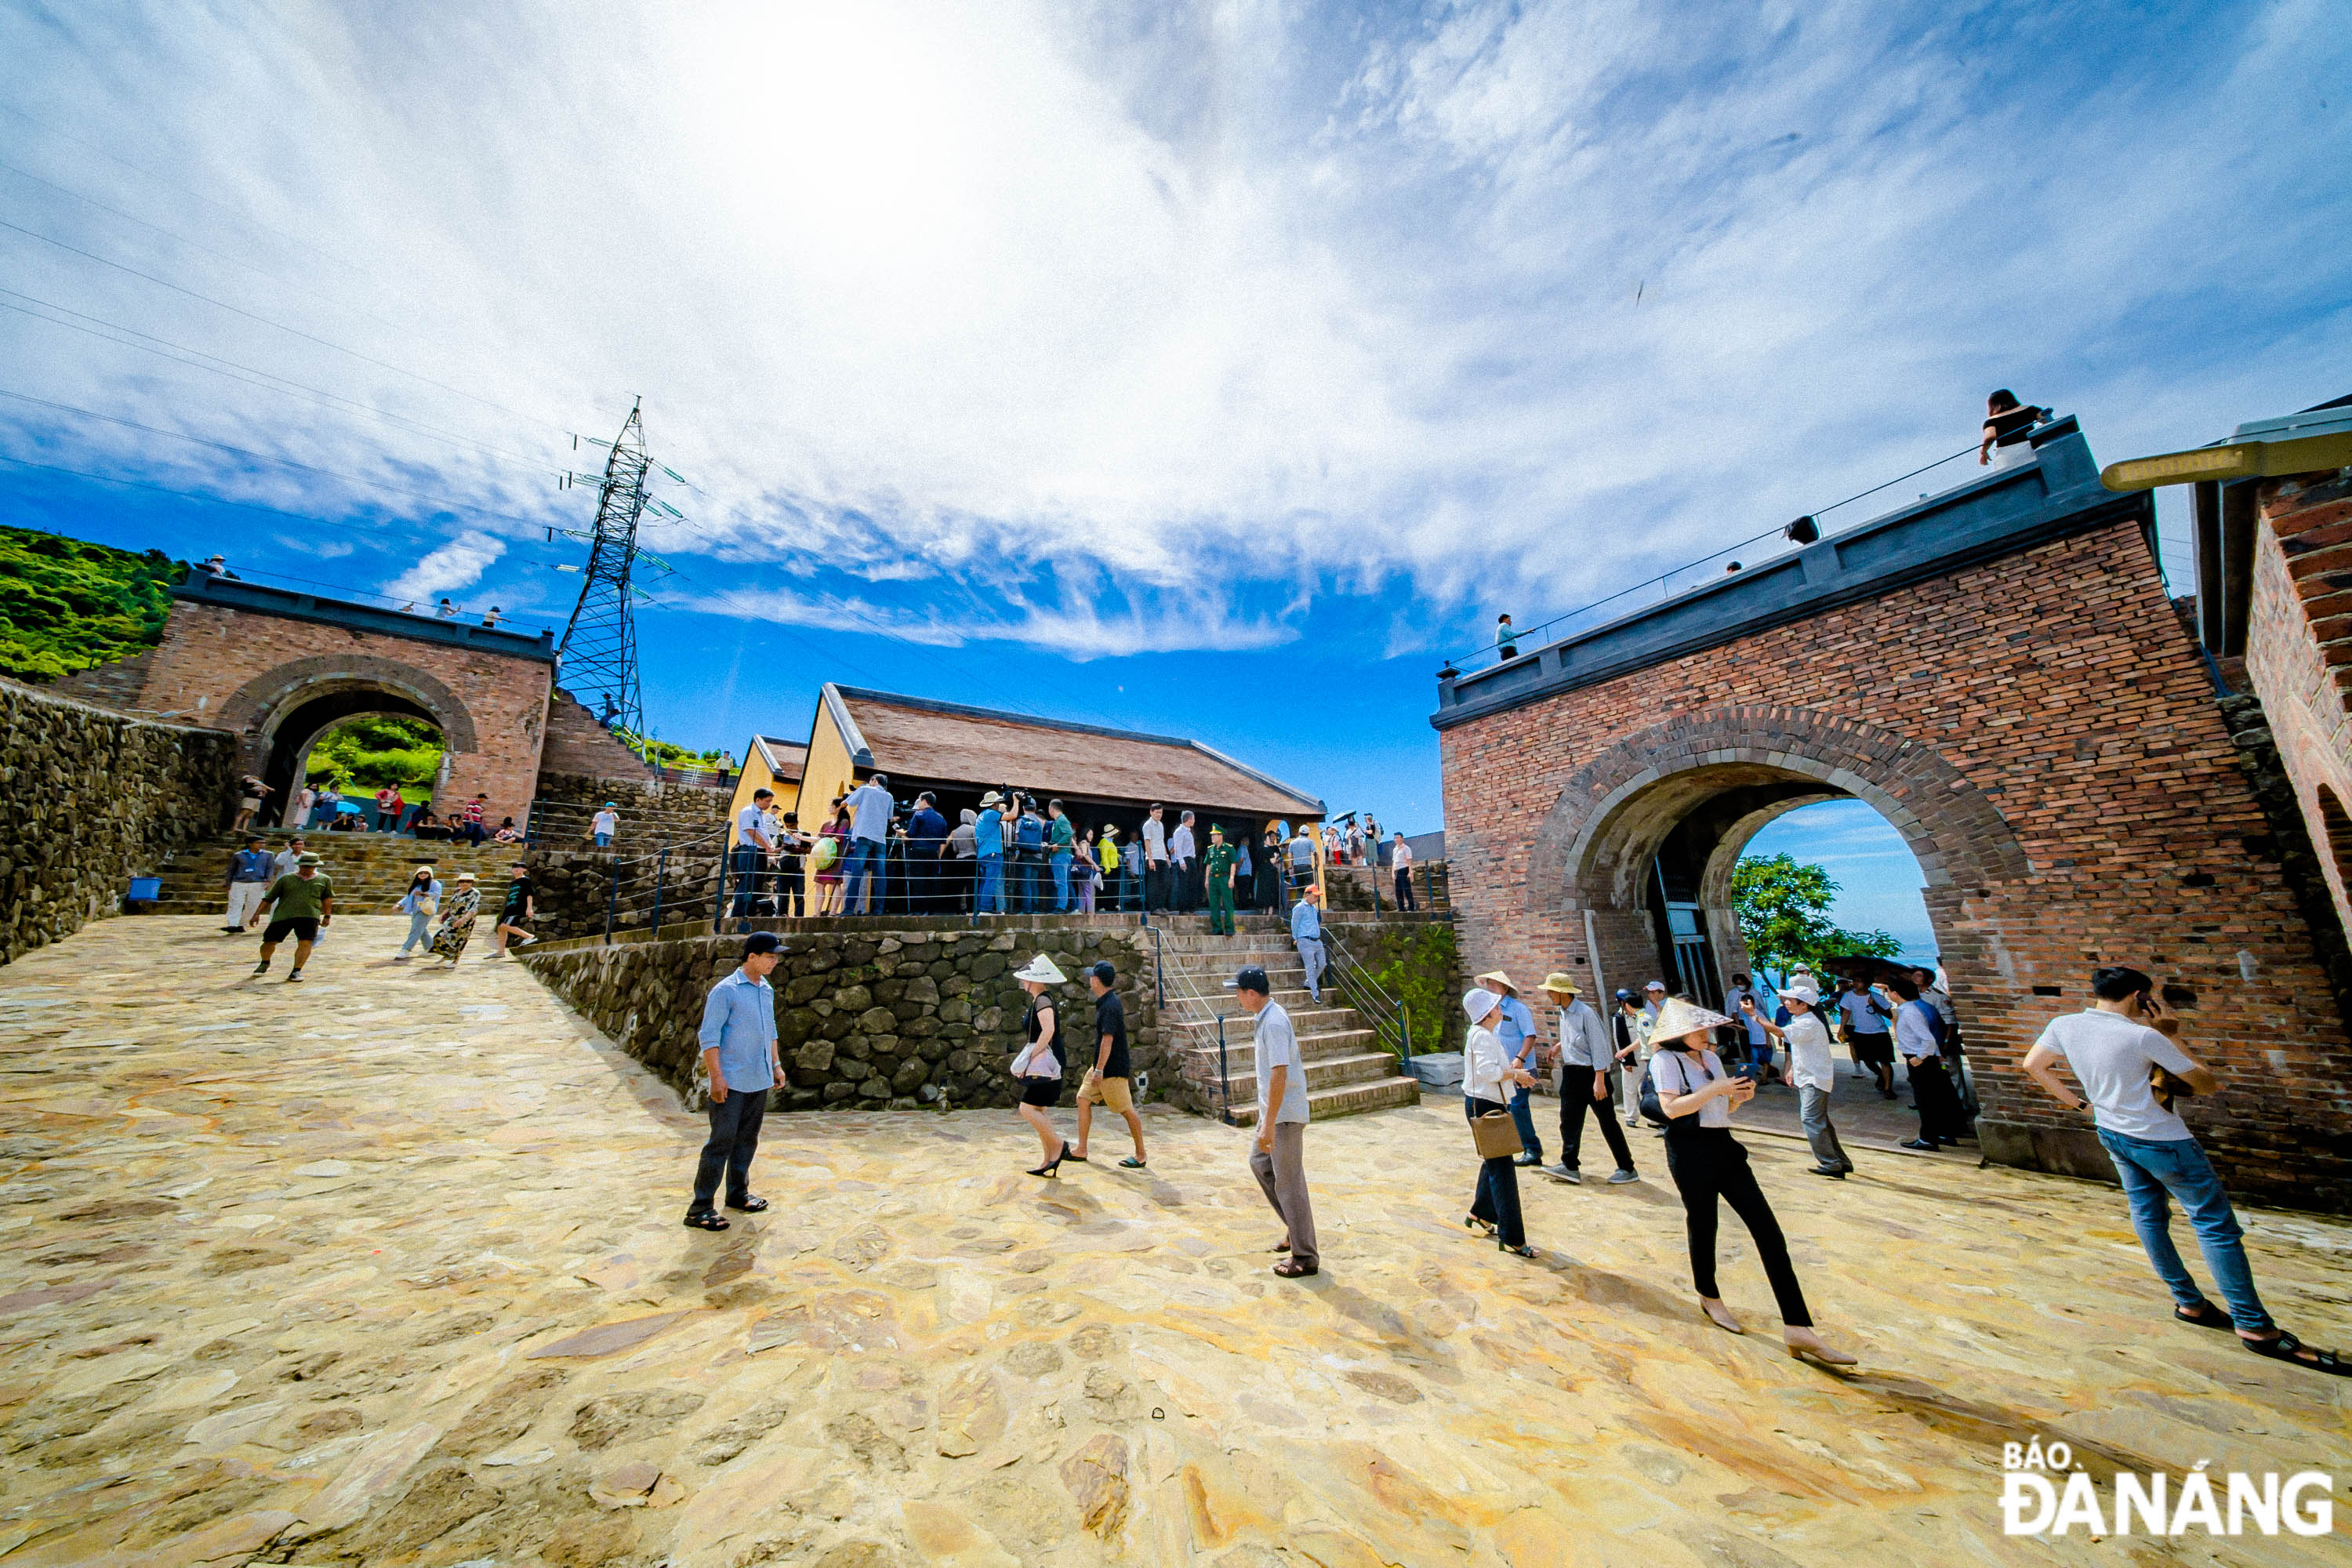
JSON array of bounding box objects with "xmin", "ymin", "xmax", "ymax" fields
[
  {"xmin": 1979, "ymin": 390, "xmax": 2045, "ymax": 470},
  {"xmin": 1171, "ymin": 811, "xmax": 1199, "ymax": 913},
  {"xmin": 975, "ymin": 791, "xmax": 1008, "ymax": 915},
  {"xmin": 1392, "ymin": 831, "xmax": 1417, "ymax": 912},
  {"xmin": 1496, "ymin": 614, "xmax": 1518, "ymax": 659},
  {"xmin": 1013, "ymin": 794, "xmax": 1047, "ymax": 914},
  {"xmin": 1203, "ymin": 825, "xmax": 1238, "ymax": 936},
  {"xmin": 1047, "ymin": 798, "xmax": 1076, "ymax": 913},
  {"xmin": 841, "ymin": 772, "xmax": 895, "ymax": 916},
  {"xmin": 908, "ymin": 792, "xmax": 949, "ymax": 914},
  {"xmin": 1142, "ymin": 804, "xmax": 1171, "ymax": 913},
  {"xmin": 732, "ymin": 787, "xmax": 776, "ymax": 923}
]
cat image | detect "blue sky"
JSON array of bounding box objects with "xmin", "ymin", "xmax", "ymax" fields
[{"xmin": 4, "ymin": 2, "xmax": 2348, "ymax": 911}]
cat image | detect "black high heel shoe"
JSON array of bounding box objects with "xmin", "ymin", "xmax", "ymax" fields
[{"xmin": 1029, "ymin": 1142, "xmax": 1072, "ymax": 1178}]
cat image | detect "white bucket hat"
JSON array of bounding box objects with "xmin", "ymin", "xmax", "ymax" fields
[
  {"xmin": 1462, "ymin": 986, "xmax": 1501, "ymax": 1024},
  {"xmin": 1783, "ymin": 982, "xmax": 1821, "ymax": 1005},
  {"xmin": 1012, "ymin": 955, "xmax": 1066, "ymax": 985}
]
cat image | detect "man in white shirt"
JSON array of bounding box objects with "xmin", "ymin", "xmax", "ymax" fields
[
  {"xmin": 1539, "ymin": 975, "xmax": 1637, "ymax": 1185},
  {"xmin": 1141, "ymin": 804, "xmax": 1170, "ymax": 913},
  {"xmin": 1747, "ymin": 984, "xmax": 1851, "ymax": 1178},
  {"xmin": 731, "ymin": 788, "xmax": 776, "ymax": 923},
  {"xmin": 2022, "ymin": 966, "xmax": 2347, "ymax": 1374},
  {"xmin": 1392, "ymin": 832, "xmax": 1417, "ymax": 912},
  {"xmin": 590, "ymin": 802, "xmax": 619, "ymax": 848},
  {"xmin": 1838, "ymin": 978, "xmax": 1896, "ymax": 1098},
  {"xmin": 1237, "ymin": 966, "xmax": 1317, "ymax": 1278},
  {"xmin": 841, "ymin": 772, "xmax": 896, "ymax": 916},
  {"xmin": 1169, "ymin": 811, "xmax": 1199, "ymax": 913}
]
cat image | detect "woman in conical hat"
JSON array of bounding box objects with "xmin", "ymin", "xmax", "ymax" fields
[{"xmin": 1650, "ymin": 995, "xmax": 1855, "ymax": 1367}]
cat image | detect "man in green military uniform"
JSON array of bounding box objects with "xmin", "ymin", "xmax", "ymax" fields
[{"xmin": 1203, "ymin": 826, "xmax": 1238, "ymax": 936}]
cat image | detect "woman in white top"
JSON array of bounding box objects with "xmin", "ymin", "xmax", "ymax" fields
[
  {"xmin": 1650, "ymin": 996, "xmax": 1854, "ymax": 1366},
  {"xmin": 1462, "ymin": 988, "xmax": 1537, "ymax": 1258},
  {"xmin": 1010, "ymin": 956, "xmax": 1070, "ymax": 1178}
]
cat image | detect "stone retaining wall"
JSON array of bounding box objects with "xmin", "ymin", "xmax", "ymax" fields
[
  {"xmin": 521, "ymin": 924, "xmax": 1164, "ymax": 1112},
  {"xmin": 1, "ymin": 678, "xmax": 238, "ymax": 962}
]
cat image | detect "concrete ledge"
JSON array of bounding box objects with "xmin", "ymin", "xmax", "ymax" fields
[{"xmin": 1977, "ymin": 1118, "xmax": 2119, "ymax": 1185}]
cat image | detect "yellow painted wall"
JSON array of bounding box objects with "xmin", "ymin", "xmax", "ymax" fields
[{"xmin": 800, "ymin": 701, "xmax": 859, "ymax": 831}]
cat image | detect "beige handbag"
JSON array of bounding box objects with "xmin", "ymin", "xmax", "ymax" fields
[{"xmin": 1471, "ymin": 1110, "xmax": 1524, "ymax": 1160}]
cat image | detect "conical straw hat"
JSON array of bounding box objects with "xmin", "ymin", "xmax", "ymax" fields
[{"xmin": 1650, "ymin": 996, "xmax": 1733, "ymax": 1042}]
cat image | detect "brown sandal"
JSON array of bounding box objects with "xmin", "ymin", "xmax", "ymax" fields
[{"xmin": 1272, "ymin": 1259, "xmax": 1318, "ymax": 1278}]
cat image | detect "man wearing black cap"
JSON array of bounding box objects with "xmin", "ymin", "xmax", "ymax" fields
[
  {"xmin": 1070, "ymin": 962, "xmax": 1147, "ymax": 1169},
  {"xmin": 685, "ymin": 933, "xmax": 784, "ymax": 1232},
  {"xmin": 1237, "ymin": 966, "xmax": 1318, "ymax": 1277}
]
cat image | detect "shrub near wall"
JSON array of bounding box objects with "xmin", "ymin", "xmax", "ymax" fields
[
  {"xmin": 0, "ymin": 679, "xmax": 237, "ymax": 962},
  {"xmin": 522, "ymin": 925, "xmax": 1162, "ymax": 1110}
]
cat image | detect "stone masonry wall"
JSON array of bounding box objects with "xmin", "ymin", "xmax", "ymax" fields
[
  {"xmin": 0, "ymin": 679, "xmax": 238, "ymax": 962},
  {"xmin": 521, "ymin": 925, "xmax": 1163, "ymax": 1112},
  {"xmin": 1439, "ymin": 516, "xmax": 2352, "ymax": 1212},
  {"xmin": 2246, "ymin": 466, "xmax": 2352, "ymax": 935}
]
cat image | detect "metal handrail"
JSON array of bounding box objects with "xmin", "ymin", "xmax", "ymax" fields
[
  {"xmin": 1319, "ymin": 924, "xmax": 1414, "ymax": 1065},
  {"xmin": 1444, "ymin": 440, "xmax": 1988, "ymax": 674},
  {"xmin": 1147, "ymin": 926, "xmax": 1243, "ymax": 1123}
]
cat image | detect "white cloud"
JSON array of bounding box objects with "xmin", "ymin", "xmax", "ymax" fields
[
  {"xmin": 385, "ymin": 530, "xmax": 504, "ymax": 604},
  {"xmin": 0, "ymin": 1, "xmax": 2346, "ymax": 653}
]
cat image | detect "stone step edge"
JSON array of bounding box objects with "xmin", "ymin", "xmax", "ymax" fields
[{"xmin": 1221, "ymin": 1078, "xmax": 1422, "ymax": 1127}]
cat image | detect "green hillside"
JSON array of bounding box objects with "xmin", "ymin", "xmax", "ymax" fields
[{"xmin": 0, "ymin": 525, "xmax": 183, "ymax": 681}]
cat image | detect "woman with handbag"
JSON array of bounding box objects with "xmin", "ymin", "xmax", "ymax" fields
[
  {"xmin": 1650, "ymin": 996, "xmax": 1855, "ymax": 1366},
  {"xmin": 1462, "ymin": 988, "xmax": 1537, "ymax": 1258},
  {"xmin": 1011, "ymin": 956, "xmax": 1072, "ymax": 1177},
  {"xmin": 394, "ymin": 866, "xmax": 440, "ymax": 960}
]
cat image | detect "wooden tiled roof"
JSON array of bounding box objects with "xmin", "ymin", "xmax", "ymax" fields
[
  {"xmin": 750, "ymin": 735, "xmax": 808, "ymax": 782},
  {"xmin": 829, "ymin": 687, "xmax": 1320, "ymax": 817}
]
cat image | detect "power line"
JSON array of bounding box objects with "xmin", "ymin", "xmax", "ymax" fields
[
  {"xmin": 0, "ymin": 292, "xmax": 554, "ymax": 470},
  {"xmin": 0, "ymin": 215, "xmax": 566, "ymax": 434}
]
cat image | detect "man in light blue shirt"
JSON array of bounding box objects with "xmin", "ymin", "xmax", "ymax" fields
[
  {"xmin": 841, "ymin": 772, "xmax": 895, "ymax": 916},
  {"xmin": 1475, "ymin": 970, "xmax": 1545, "ymax": 1166},
  {"xmin": 1290, "ymin": 885, "xmax": 1325, "ymax": 1003},
  {"xmin": 975, "ymin": 791, "xmax": 1007, "ymax": 915},
  {"xmin": 685, "ymin": 933, "xmax": 782, "ymax": 1231}
]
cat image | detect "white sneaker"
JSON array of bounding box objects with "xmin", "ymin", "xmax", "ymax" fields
[{"xmin": 1543, "ymin": 1163, "xmax": 1580, "ymax": 1183}]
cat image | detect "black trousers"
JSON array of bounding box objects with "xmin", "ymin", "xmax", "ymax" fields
[
  {"xmin": 773, "ymin": 856, "xmax": 804, "ymax": 918},
  {"xmin": 1145, "ymin": 862, "xmax": 1172, "ymax": 911},
  {"xmin": 1663, "ymin": 1126, "xmax": 1810, "ymax": 1327},
  {"xmin": 1174, "ymin": 858, "xmax": 1199, "ymax": 911},
  {"xmin": 1559, "ymin": 1073, "xmax": 1635, "ymax": 1173},
  {"xmin": 690, "ymin": 1087, "xmax": 768, "ymax": 1212},
  {"xmin": 1465, "ymin": 1096, "xmax": 1526, "ymax": 1247},
  {"xmin": 1909, "ymin": 1055, "xmax": 1967, "ymax": 1142},
  {"xmin": 1395, "ymin": 869, "xmax": 1417, "ymax": 911}
]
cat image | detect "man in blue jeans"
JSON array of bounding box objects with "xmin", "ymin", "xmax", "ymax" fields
[
  {"xmin": 2024, "ymin": 965, "xmax": 2347, "ymax": 1375},
  {"xmin": 840, "ymin": 772, "xmax": 895, "ymax": 915},
  {"xmin": 974, "ymin": 790, "xmax": 1007, "ymax": 914}
]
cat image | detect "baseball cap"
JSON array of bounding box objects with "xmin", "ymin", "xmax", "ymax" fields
[
  {"xmin": 1090, "ymin": 960, "xmax": 1116, "ymax": 985},
  {"xmin": 1644, "ymin": 979, "xmax": 1666, "ymax": 992},
  {"xmin": 1784, "ymin": 983, "xmax": 1821, "ymax": 1004},
  {"xmin": 742, "ymin": 932, "xmax": 782, "ymax": 957}
]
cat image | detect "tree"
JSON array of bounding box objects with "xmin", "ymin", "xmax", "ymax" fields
[
  {"xmin": 1730, "ymin": 853, "xmax": 1903, "ymax": 980},
  {"xmin": 307, "ymin": 714, "xmax": 444, "ymax": 794},
  {"xmin": 0, "ymin": 525, "xmax": 182, "ymax": 680}
]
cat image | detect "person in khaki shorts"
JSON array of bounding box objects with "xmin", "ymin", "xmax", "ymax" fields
[{"xmin": 1068, "ymin": 961, "xmax": 1147, "ymax": 1169}]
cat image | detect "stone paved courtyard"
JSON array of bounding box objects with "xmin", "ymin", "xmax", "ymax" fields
[{"xmin": 2, "ymin": 916, "xmax": 2348, "ymax": 1566}]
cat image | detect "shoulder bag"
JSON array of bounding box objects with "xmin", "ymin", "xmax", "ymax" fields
[{"xmin": 1471, "ymin": 1109, "xmax": 1524, "ymax": 1160}]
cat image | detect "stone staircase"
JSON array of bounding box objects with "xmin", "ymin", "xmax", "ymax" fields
[
  {"xmin": 1152, "ymin": 927, "xmax": 1419, "ymax": 1126},
  {"xmin": 138, "ymin": 829, "xmax": 526, "ymax": 916}
]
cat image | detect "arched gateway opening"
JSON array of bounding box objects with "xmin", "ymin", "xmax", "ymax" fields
[
  {"xmin": 1523, "ymin": 709, "xmax": 2031, "ymax": 1014},
  {"xmin": 217, "ymin": 656, "xmax": 483, "ymax": 829}
]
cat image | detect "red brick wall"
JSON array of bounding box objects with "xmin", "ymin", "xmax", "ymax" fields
[
  {"xmin": 1439, "ymin": 515, "xmax": 2352, "ymax": 1210},
  {"xmin": 2247, "ymin": 469, "xmax": 2352, "ymax": 933},
  {"xmin": 121, "ymin": 601, "xmax": 551, "ymax": 826}
]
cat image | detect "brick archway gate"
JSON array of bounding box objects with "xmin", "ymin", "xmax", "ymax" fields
[
  {"xmin": 1434, "ymin": 421, "xmax": 2352, "ymax": 1210},
  {"xmin": 1526, "ymin": 707, "xmax": 2031, "ymax": 1018}
]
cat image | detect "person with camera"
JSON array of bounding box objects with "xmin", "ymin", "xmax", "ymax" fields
[
  {"xmin": 1743, "ymin": 984, "xmax": 1852, "ymax": 1178},
  {"xmin": 2022, "ymin": 967, "xmax": 2349, "ymax": 1374},
  {"xmin": 1651, "ymin": 996, "xmax": 1854, "ymax": 1365}
]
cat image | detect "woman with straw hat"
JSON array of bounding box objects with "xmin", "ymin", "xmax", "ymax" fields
[
  {"xmin": 1649, "ymin": 995, "xmax": 1855, "ymax": 1366},
  {"xmin": 428, "ymin": 873, "xmax": 481, "ymax": 967},
  {"xmin": 1011, "ymin": 956, "xmax": 1073, "ymax": 1176},
  {"xmin": 1462, "ymin": 987, "xmax": 1537, "ymax": 1258}
]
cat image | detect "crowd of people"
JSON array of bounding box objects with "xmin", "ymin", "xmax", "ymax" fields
[
  {"xmin": 221, "ymin": 840, "xmax": 539, "ymax": 980},
  {"xmin": 722, "ymin": 777, "xmax": 1421, "ymax": 924},
  {"xmin": 238, "ymin": 771, "xmax": 532, "ymax": 846}
]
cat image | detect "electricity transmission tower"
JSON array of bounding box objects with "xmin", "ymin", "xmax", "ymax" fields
[{"xmin": 555, "ymin": 399, "xmax": 673, "ymax": 759}]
